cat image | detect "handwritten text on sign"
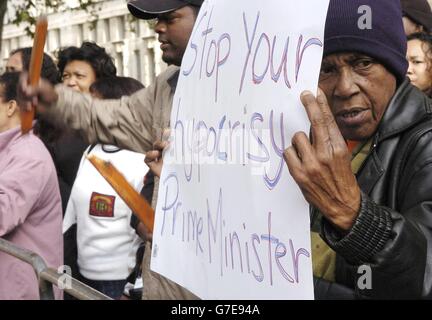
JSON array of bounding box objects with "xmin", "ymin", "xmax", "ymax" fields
[{"xmin": 151, "ymin": 0, "xmax": 329, "ymax": 299}]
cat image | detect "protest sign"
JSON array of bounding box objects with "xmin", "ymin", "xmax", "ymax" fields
[{"xmin": 151, "ymin": 0, "xmax": 329, "ymax": 299}]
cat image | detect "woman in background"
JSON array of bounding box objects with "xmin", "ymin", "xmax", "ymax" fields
[
  {"xmin": 5, "ymin": 47, "xmax": 64, "ymax": 173},
  {"xmin": 58, "ymin": 41, "xmax": 117, "ymax": 93},
  {"xmin": 55, "ymin": 41, "xmax": 117, "ymax": 210},
  {"xmin": 407, "ymin": 32, "xmax": 432, "ymax": 97},
  {"xmin": 0, "ymin": 72, "xmax": 63, "ymax": 300},
  {"xmin": 57, "ymin": 42, "xmax": 118, "ymax": 299}
]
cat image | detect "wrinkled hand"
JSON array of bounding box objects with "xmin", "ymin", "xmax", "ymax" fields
[
  {"xmin": 17, "ymin": 72, "xmax": 58, "ymax": 113},
  {"xmin": 144, "ymin": 129, "xmax": 170, "ymax": 178},
  {"xmin": 283, "ymin": 89, "xmax": 361, "ymax": 232}
]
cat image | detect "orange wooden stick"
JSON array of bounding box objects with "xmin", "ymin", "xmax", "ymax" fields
[
  {"xmin": 87, "ymin": 154, "xmax": 155, "ymax": 233},
  {"xmin": 21, "ymin": 15, "xmax": 48, "ymax": 134}
]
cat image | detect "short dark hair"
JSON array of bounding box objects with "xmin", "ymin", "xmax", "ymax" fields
[
  {"xmin": 57, "ymin": 41, "xmax": 117, "ymax": 80},
  {"xmin": 0, "ymin": 72, "xmax": 20, "ymax": 102},
  {"xmin": 10, "ymin": 47, "xmax": 61, "ymax": 85},
  {"xmin": 89, "ymin": 76, "xmax": 144, "ymax": 99}
]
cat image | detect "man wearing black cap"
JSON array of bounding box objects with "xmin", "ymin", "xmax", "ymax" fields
[
  {"xmin": 401, "ymin": 0, "xmax": 432, "ymax": 35},
  {"xmin": 20, "ymin": 0, "xmax": 203, "ymax": 156},
  {"xmin": 128, "ymin": 0, "xmax": 202, "ymax": 66}
]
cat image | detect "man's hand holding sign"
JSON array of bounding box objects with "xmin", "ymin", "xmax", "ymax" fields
[{"xmin": 284, "ymin": 89, "xmax": 361, "ymax": 233}]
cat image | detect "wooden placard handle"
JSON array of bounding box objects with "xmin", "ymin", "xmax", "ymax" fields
[
  {"xmin": 87, "ymin": 154, "xmax": 155, "ymax": 234},
  {"xmin": 21, "ymin": 15, "xmax": 48, "ymax": 134}
]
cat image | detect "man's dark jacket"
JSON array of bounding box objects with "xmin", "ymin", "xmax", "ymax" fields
[{"xmin": 314, "ymin": 80, "xmax": 432, "ymax": 299}]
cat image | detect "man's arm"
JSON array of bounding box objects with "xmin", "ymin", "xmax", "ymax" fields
[
  {"xmin": 49, "ymin": 85, "xmax": 155, "ymax": 154},
  {"xmin": 321, "ymin": 131, "xmax": 432, "ymax": 299},
  {"xmin": 19, "ymin": 73, "xmax": 158, "ymax": 154},
  {"xmin": 283, "ymin": 89, "xmax": 432, "ymax": 298}
]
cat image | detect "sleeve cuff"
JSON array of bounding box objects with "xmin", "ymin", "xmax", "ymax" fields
[
  {"xmin": 45, "ymin": 84, "xmax": 67, "ymax": 121},
  {"xmin": 52, "ymin": 84, "xmax": 65, "ymax": 109},
  {"xmin": 320, "ymin": 191, "xmax": 393, "ymax": 264}
]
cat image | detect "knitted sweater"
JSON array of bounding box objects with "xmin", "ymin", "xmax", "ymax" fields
[{"xmin": 63, "ymin": 144, "xmax": 147, "ymax": 280}]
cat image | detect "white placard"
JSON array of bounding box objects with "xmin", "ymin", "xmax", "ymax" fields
[{"xmin": 151, "ymin": 0, "xmax": 329, "ymax": 299}]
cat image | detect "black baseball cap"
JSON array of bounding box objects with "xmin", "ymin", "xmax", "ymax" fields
[{"xmin": 128, "ymin": 0, "xmax": 204, "ymax": 20}]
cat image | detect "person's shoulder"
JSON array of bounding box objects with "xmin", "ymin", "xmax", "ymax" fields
[
  {"xmin": 129, "ymin": 66, "xmax": 179, "ymax": 100},
  {"xmin": 15, "ymin": 133, "xmax": 55, "ymax": 165},
  {"xmin": 411, "ymin": 118, "xmax": 432, "ymax": 149},
  {"xmin": 400, "ymin": 114, "xmax": 432, "ymax": 170}
]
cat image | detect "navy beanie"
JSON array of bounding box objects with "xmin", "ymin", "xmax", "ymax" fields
[{"xmin": 324, "ymin": 0, "xmax": 408, "ymax": 84}]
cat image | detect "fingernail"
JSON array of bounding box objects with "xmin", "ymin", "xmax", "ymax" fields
[{"xmin": 301, "ymin": 91, "xmax": 313, "ymax": 98}]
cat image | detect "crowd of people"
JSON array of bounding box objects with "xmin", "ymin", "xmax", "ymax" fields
[{"xmin": 1, "ymin": 0, "xmax": 432, "ymax": 300}]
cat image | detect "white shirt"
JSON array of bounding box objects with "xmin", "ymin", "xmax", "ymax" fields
[{"xmin": 63, "ymin": 144, "xmax": 148, "ymax": 280}]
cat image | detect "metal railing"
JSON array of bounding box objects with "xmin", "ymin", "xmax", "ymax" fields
[{"xmin": 0, "ymin": 238, "xmax": 112, "ymax": 300}]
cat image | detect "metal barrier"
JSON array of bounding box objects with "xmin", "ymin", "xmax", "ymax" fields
[{"xmin": 0, "ymin": 238, "xmax": 112, "ymax": 300}]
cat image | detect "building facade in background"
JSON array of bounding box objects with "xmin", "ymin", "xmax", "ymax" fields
[
  {"xmin": 0, "ymin": 0, "xmax": 165, "ymax": 87},
  {"xmin": 2, "ymin": 0, "xmax": 432, "ymax": 85}
]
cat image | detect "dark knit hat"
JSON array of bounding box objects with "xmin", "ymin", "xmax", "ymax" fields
[
  {"xmin": 324, "ymin": 0, "xmax": 408, "ymax": 83},
  {"xmin": 401, "ymin": 0, "xmax": 432, "ymax": 32}
]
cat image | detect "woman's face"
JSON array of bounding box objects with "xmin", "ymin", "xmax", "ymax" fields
[
  {"xmin": 407, "ymin": 39, "xmax": 432, "ymax": 93},
  {"xmin": 62, "ymin": 60, "xmax": 96, "ymax": 93}
]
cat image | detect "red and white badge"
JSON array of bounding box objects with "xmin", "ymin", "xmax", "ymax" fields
[{"xmin": 89, "ymin": 192, "xmax": 115, "ymax": 218}]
